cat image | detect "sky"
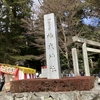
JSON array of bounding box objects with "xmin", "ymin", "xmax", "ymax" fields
[
  {"xmin": 33, "ymin": 0, "xmax": 43, "ymax": 7},
  {"xmin": 82, "ymin": 16, "xmax": 100, "ymax": 27}
]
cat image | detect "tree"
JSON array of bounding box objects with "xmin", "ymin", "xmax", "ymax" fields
[
  {"xmin": 86, "ymin": 0, "xmax": 100, "ymax": 17},
  {"xmin": 32, "ymin": 0, "xmax": 86, "ymax": 68},
  {"xmin": 80, "ymin": 0, "xmax": 100, "ymax": 69},
  {"xmin": 0, "ymin": 0, "xmax": 34, "ymax": 64},
  {"xmin": 32, "ymin": 0, "xmax": 100, "ymax": 70},
  {"xmin": 84, "ymin": 0, "xmax": 100, "ymax": 42}
]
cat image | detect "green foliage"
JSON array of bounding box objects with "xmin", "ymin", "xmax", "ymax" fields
[
  {"xmin": 60, "ymin": 54, "xmax": 68, "ymax": 70},
  {"xmin": 90, "ymin": 68, "xmax": 100, "ymax": 75},
  {"xmin": 0, "ymin": 0, "xmax": 34, "ymax": 64},
  {"xmin": 0, "ymin": 0, "xmax": 100, "ymax": 71},
  {"xmin": 11, "ymin": 55, "xmax": 35, "ymax": 61}
]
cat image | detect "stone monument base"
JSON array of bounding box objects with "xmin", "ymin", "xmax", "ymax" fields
[{"xmin": 10, "ymin": 76, "xmax": 94, "ymax": 93}]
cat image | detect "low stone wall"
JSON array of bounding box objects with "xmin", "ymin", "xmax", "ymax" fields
[
  {"xmin": 0, "ymin": 91, "xmax": 100, "ymax": 100},
  {"xmin": 10, "ymin": 76, "xmax": 94, "ymax": 93}
]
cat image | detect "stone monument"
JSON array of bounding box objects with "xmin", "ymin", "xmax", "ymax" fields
[{"xmin": 44, "ymin": 13, "xmax": 61, "ymax": 79}]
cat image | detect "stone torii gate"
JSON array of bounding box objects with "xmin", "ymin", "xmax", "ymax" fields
[{"xmin": 72, "ymin": 36, "xmax": 100, "ymax": 76}]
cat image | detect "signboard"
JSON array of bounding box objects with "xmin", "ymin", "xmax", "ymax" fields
[{"xmin": 0, "ymin": 64, "xmax": 17, "ymax": 75}]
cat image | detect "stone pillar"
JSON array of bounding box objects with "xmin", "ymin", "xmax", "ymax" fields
[
  {"xmin": 44, "ymin": 13, "xmax": 61, "ymax": 79},
  {"xmin": 82, "ymin": 43, "xmax": 90, "ymax": 76},
  {"xmin": 72, "ymin": 48, "xmax": 80, "ymax": 76}
]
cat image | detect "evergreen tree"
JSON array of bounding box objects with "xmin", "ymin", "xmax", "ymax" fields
[{"xmin": 0, "ymin": 0, "xmax": 33, "ymax": 64}]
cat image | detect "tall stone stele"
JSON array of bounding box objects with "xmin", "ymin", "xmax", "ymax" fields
[{"xmin": 44, "ymin": 13, "xmax": 61, "ymax": 79}]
